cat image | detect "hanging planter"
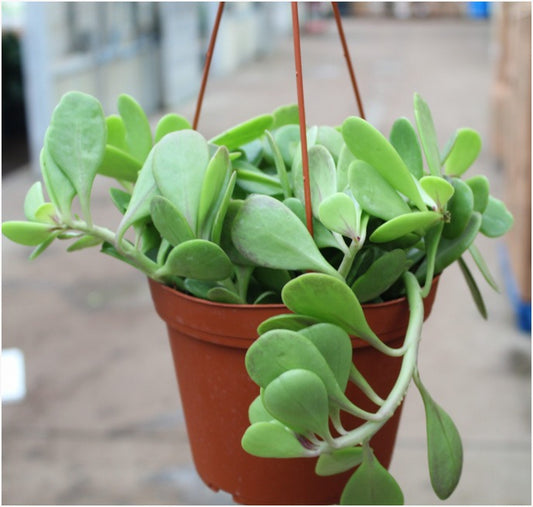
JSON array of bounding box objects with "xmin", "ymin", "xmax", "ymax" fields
[
  {"xmin": 148, "ymin": 275, "xmax": 439, "ymax": 505},
  {"xmin": 1, "ymin": 1, "xmax": 514, "ymax": 504}
]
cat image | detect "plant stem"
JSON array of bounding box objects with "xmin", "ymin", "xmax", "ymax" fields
[{"xmin": 317, "ymin": 271, "xmax": 424, "ymax": 452}]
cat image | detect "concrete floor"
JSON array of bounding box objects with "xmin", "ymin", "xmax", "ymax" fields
[{"xmin": 2, "ymin": 16, "xmax": 531, "ymax": 505}]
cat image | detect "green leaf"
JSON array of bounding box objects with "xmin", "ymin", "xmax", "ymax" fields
[
  {"xmin": 24, "ymin": 182, "xmax": 45, "ymax": 221},
  {"xmin": 109, "ymin": 187, "xmax": 131, "ymax": 215},
  {"xmin": 413, "ymin": 92, "xmax": 441, "ymax": 177},
  {"xmin": 154, "ymin": 113, "xmax": 191, "ymax": 143},
  {"xmin": 46, "ymin": 91, "xmax": 106, "ymax": 224},
  {"xmin": 293, "ymin": 144, "xmax": 337, "ymax": 216},
  {"xmin": 342, "ymin": 115, "xmax": 425, "ymax": 211},
  {"xmin": 271, "ymin": 104, "xmax": 299, "ymax": 128},
  {"xmin": 340, "ymin": 448, "xmax": 404, "ymax": 505},
  {"xmin": 152, "ymin": 130, "xmax": 210, "ymax": 233},
  {"xmin": 480, "ymin": 196, "xmax": 514, "ymax": 238},
  {"xmin": 419, "ymin": 176, "xmax": 454, "ymax": 211},
  {"xmin": 150, "ymin": 195, "xmax": 195, "ymax": 246},
  {"xmin": 468, "ymin": 242, "xmax": 499, "ymax": 292},
  {"xmin": 265, "ymin": 130, "xmax": 292, "ymax": 198},
  {"xmin": 337, "ymin": 144, "xmax": 356, "ymax": 192},
  {"xmin": 416, "ymin": 377, "xmax": 463, "ymax": 500},
  {"xmin": 210, "ymin": 114, "xmax": 273, "ymax": 151},
  {"xmin": 352, "ymin": 249, "xmax": 409, "ymax": 302},
  {"xmin": 257, "ymin": 314, "xmax": 320, "ymax": 335},
  {"xmin": 273, "ymin": 124, "xmax": 301, "ymax": 166},
  {"xmin": 316, "ymin": 447, "xmax": 364, "ymax": 476},
  {"xmin": 117, "ymin": 94, "xmax": 153, "ymax": 163},
  {"xmin": 458, "ymin": 256, "xmax": 487, "ymax": 319},
  {"xmin": 29, "ymin": 231, "xmax": 61, "ymax": 260},
  {"xmin": 281, "ymin": 273, "xmax": 387, "ymax": 352},
  {"xmin": 198, "ymin": 146, "xmax": 231, "ymax": 237},
  {"xmin": 207, "ymin": 286, "xmax": 245, "ymax": 304},
  {"xmin": 465, "ymin": 175, "xmax": 490, "ymax": 213},
  {"xmin": 299, "ymin": 323, "xmax": 352, "ymax": 391},
  {"xmin": 316, "ymin": 125, "xmax": 344, "ymax": 162},
  {"xmin": 370, "ymin": 211, "xmax": 442, "ymax": 243},
  {"xmin": 241, "ymin": 421, "xmax": 312, "ymax": 458},
  {"xmin": 262, "ymin": 369, "xmax": 331, "ymax": 439},
  {"xmin": 248, "ymin": 395, "xmax": 275, "ymax": 424},
  {"xmin": 349, "ymin": 160, "xmax": 411, "ymax": 221},
  {"xmin": 318, "ymin": 192, "xmax": 360, "ymax": 239},
  {"xmin": 231, "ymin": 195, "xmax": 340, "ymax": 278},
  {"xmin": 443, "ymin": 178, "xmax": 474, "ymax": 239},
  {"xmin": 40, "ymin": 147, "xmax": 76, "ymax": 219},
  {"xmin": 389, "ymin": 117, "xmax": 423, "ymax": 179},
  {"xmin": 444, "ymin": 128, "xmax": 482, "ymax": 177},
  {"xmin": 117, "ymin": 147, "xmax": 158, "ymax": 240},
  {"xmin": 235, "ymin": 165, "xmax": 283, "ymax": 196},
  {"xmin": 211, "ymin": 171, "xmax": 237, "ymax": 245},
  {"xmin": 105, "ymin": 114, "xmax": 127, "ymax": 150},
  {"xmin": 2, "ymin": 221, "xmax": 55, "ymax": 246},
  {"xmin": 98, "ymin": 145, "xmax": 141, "ymax": 183},
  {"xmin": 66, "ymin": 234, "xmax": 103, "ymax": 252},
  {"xmin": 33, "ymin": 203, "xmax": 58, "ymax": 224},
  {"xmin": 160, "ymin": 239, "xmax": 233, "ymax": 281}
]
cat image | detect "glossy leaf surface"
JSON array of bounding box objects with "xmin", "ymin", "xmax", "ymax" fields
[
  {"xmin": 210, "ymin": 114, "xmax": 273, "ymax": 151},
  {"xmin": 2, "ymin": 221, "xmax": 54, "ymax": 246},
  {"xmin": 24, "ymin": 182, "xmax": 45, "ymax": 221},
  {"xmin": 154, "ymin": 113, "xmax": 191, "ymax": 143},
  {"xmin": 444, "ymin": 128, "xmax": 482, "ymax": 177},
  {"xmin": 419, "ymin": 176, "xmax": 454, "ymax": 211},
  {"xmin": 257, "ymin": 314, "xmax": 320, "ymax": 335},
  {"xmin": 480, "ymin": 196, "xmax": 514, "ymax": 238},
  {"xmin": 315, "ymin": 447, "xmax": 364, "ymax": 476},
  {"xmin": 413, "ymin": 93, "xmax": 441, "ymax": 176},
  {"xmin": 465, "ymin": 175, "xmax": 490, "ymax": 213},
  {"xmin": 98, "ymin": 144, "xmax": 141, "ymax": 182},
  {"xmin": 443, "ymin": 178, "xmax": 474, "ymax": 239},
  {"xmin": 318, "ymin": 192, "xmax": 359, "ymax": 239}
]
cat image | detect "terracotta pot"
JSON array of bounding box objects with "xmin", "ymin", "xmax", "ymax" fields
[{"xmin": 148, "ymin": 276, "xmax": 440, "ymax": 505}]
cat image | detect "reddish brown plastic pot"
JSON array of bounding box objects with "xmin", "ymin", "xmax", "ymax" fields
[{"xmin": 148, "ymin": 276, "xmax": 440, "ymax": 505}]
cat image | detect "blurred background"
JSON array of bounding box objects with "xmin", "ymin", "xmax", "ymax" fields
[{"xmin": 2, "ymin": 2, "xmax": 531, "ymax": 505}]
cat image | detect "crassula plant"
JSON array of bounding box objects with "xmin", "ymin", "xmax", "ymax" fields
[{"xmin": 3, "ymin": 91, "xmax": 513, "ymax": 504}]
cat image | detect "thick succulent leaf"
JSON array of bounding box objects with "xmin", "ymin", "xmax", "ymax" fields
[
  {"xmin": 40, "ymin": 147, "xmax": 76, "ymax": 218},
  {"xmin": 281, "ymin": 273, "xmax": 386, "ymax": 351},
  {"xmin": 235, "ymin": 167, "xmax": 283, "ymax": 196},
  {"xmin": 24, "ymin": 182, "xmax": 46, "ymax": 221},
  {"xmin": 468, "ymin": 242, "xmax": 499, "ymax": 292},
  {"xmin": 337, "ymin": 144, "xmax": 356, "ymax": 191},
  {"xmin": 419, "ymin": 176, "xmax": 454, "ymax": 211},
  {"xmin": 300, "ymin": 323, "xmax": 352, "ymax": 391},
  {"xmin": 29, "ymin": 231, "xmax": 61, "ymax": 260},
  {"xmin": 117, "ymin": 94, "xmax": 153, "ymax": 163},
  {"xmin": 315, "ymin": 447, "xmax": 364, "ymax": 476},
  {"xmin": 210, "ymin": 171, "xmax": 237, "ymax": 245},
  {"xmin": 271, "ymin": 103, "xmax": 300, "ymax": 128},
  {"xmin": 150, "ymin": 195, "xmax": 195, "ymax": 246},
  {"xmin": 389, "ymin": 116, "xmax": 423, "ymax": 179},
  {"xmin": 33, "ymin": 203, "xmax": 58, "ymax": 224},
  {"xmin": 245, "ymin": 329, "xmax": 348, "ymax": 406},
  {"xmin": 458, "ymin": 256, "xmax": 487, "ymax": 319},
  {"xmin": 370, "ymin": 211, "xmax": 442, "ymax": 243},
  {"xmin": 465, "ymin": 175, "xmax": 490, "ymax": 213},
  {"xmin": 257, "ymin": 314, "xmax": 320, "ymax": 335},
  {"xmin": 117, "ymin": 148, "xmax": 158, "ymax": 240},
  {"xmin": 416, "ymin": 378, "xmax": 463, "ymax": 500},
  {"xmin": 480, "ymin": 196, "xmax": 514, "ymax": 238},
  {"xmin": 262, "ymin": 369, "xmax": 331, "ymax": 438},
  {"xmin": 274, "ymin": 124, "xmax": 301, "ymax": 166},
  {"xmin": 248, "ymin": 395, "xmax": 275, "ymax": 424},
  {"xmin": 46, "ymin": 91, "xmax": 106, "ymax": 223},
  {"xmin": 352, "ymin": 249, "xmax": 409, "ymax": 302},
  {"xmin": 340, "ymin": 450, "xmax": 404, "ymax": 505},
  {"xmin": 2, "ymin": 221, "xmax": 55, "ymax": 246},
  {"xmin": 413, "ymin": 92, "xmax": 441, "ymax": 177},
  {"xmin": 231, "ymin": 195, "xmax": 339, "ymax": 278},
  {"xmin": 265, "ymin": 130, "xmax": 291, "ymax": 198},
  {"xmin": 207, "ymin": 286, "xmax": 244, "ymax": 304},
  {"xmin": 293, "ymin": 144, "xmax": 337, "ymax": 216},
  {"xmin": 154, "ymin": 113, "xmax": 191, "ymax": 143},
  {"xmin": 152, "ymin": 130, "xmax": 210, "ymax": 233},
  {"xmin": 98, "ymin": 144, "xmax": 141, "ymax": 182},
  {"xmin": 160, "ymin": 239, "xmax": 233, "ymax": 281},
  {"xmin": 316, "ymin": 125, "xmax": 344, "ymax": 162},
  {"xmin": 219, "ymin": 200, "xmax": 255, "ymax": 266},
  {"xmin": 443, "ymin": 178, "xmax": 474, "ymax": 239},
  {"xmin": 105, "ymin": 114, "xmax": 127, "ymax": 150},
  {"xmin": 342, "ymin": 116, "xmax": 425, "ymax": 211},
  {"xmin": 66, "ymin": 234, "xmax": 103, "ymax": 252},
  {"xmin": 349, "ymin": 160, "xmax": 411, "ymax": 221},
  {"xmin": 318, "ymin": 192, "xmax": 360, "ymax": 239},
  {"xmin": 242, "ymin": 421, "xmax": 312, "ymax": 458},
  {"xmin": 198, "ymin": 146, "xmax": 231, "ymax": 237},
  {"xmin": 109, "ymin": 187, "xmax": 131, "ymax": 215},
  {"xmin": 444, "ymin": 128, "xmax": 482, "ymax": 177},
  {"xmin": 210, "ymin": 114, "xmax": 273, "ymax": 151}
]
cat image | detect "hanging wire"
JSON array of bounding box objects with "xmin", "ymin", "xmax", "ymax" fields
[
  {"xmin": 193, "ymin": 2, "xmax": 225, "ymax": 131},
  {"xmin": 331, "ymin": 2, "xmax": 366, "ymax": 119}
]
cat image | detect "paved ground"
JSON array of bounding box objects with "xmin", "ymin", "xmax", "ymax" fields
[{"xmin": 2, "ymin": 15, "xmax": 531, "ymax": 505}]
